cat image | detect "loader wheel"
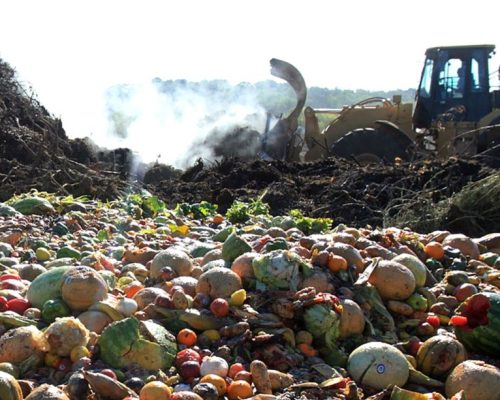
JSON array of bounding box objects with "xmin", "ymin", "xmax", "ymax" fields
[{"xmin": 329, "ymin": 127, "xmax": 413, "ymax": 164}]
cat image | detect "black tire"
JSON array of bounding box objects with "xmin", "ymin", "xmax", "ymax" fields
[{"xmin": 330, "ymin": 127, "xmax": 413, "ymax": 164}]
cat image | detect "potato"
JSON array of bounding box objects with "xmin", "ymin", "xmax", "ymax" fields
[
  {"xmin": 250, "ymin": 360, "xmax": 272, "ymax": 394},
  {"xmin": 196, "ymin": 267, "xmax": 242, "ymax": 299}
]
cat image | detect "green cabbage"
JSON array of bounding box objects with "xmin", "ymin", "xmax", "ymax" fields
[
  {"xmin": 252, "ymin": 250, "xmax": 312, "ymax": 290},
  {"xmin": 303, "ymin": 303, "xmax": 340, "ymax": 349}
]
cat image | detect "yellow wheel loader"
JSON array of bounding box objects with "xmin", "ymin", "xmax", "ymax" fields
[{"xmin": 267, "ymin": 45, "xmax": 500, "ymax": 163}]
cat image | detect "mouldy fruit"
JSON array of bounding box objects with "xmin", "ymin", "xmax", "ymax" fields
[
  {"xmin": 452, "ymin": 292, "xmax": 500, "ymax": 356},
  {"xmin": 368, "ymin": 260, "xmax": 416, "ymax": 300},
  {"xmin": 347, "ymin": 342, "xmax": 409, "ymax": 390},
  {"xmin": 98, "ymin": 317, "xmax": 177, "ymax": 370},
  {"xmin": 0, "ymin": 325, "xmax": 49, "ymax": 364},
  {"xmin": 44, "ymin": 317, "xmax": 90, "ymax": 357},
  {"xmin": 196, "ymin": 267, "xmax": 242, "ymax": 299},
  {"xmin": 445, "ymin": 360, "xmax": 500, "ymax": 400},
  {"xmin": 61, "ymin": 266, "xmax": 108, "ymax": 311},
  {"xmin": 150, "ymin": 248, "xmax": 193, "ymax": 278}
]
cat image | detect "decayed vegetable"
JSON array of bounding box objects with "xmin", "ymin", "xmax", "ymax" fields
[
  {"xmin": 0, "ymin": 370, "xmax": 23, "ymax": 400},
  {"xmin": 26, "ymin": 266, "xmax": 71, "ymax": 309},
  {"xmin": 338, "ymin": 299, "xmax": 365, "ymax": 338},
  {"xmin": 61, "ymin": 266, "xmax": 108, "ymax": 311},
  {"xmin": 196, "ymin": 267, "xmax": 242, "ymax": 299},
  {"xmin": 98, "ymin": 317, "xmax": 177, "ymax": 370},
  {"xmin": 299, "ymin": 267, "xmax": 333, "ymax": 293},
  {"xmin": 392, "ymin": 253, "xmax": 427, "ymax": 288},
  {"xmin": 442, "ymin": 234, "xmax": 480, "ymax": 259},
  {"xmin": 416, "ymin": 335, "xmax": 467, "ymax": 378},
  {"xmin": 25, "ymin": 384, "xmax": 69, "ymax": 400},
  {"xmin": 150, "ymin": 248, "xmax": 193, "ymax": 278},
  {"xmin": 368, "ymin": 260, "xmax": 416, "ymax": 300},
  {"xmin": 77, "ymin": 310, "xmax": 113, "ymax": 334},
  {"xmin": 11, "ymin": 196, "xmax": 55, "ymax": 215},
  {"xmin": 252, "ymin": 250, "xmax": 312, "ymax": 291},
  {"xmin": 230, "ymin": 252, "xmax": 259, "ymax": 281},
  {"xmin": 347, "ymin": 342, "xmax": 409, "ymax": 390},
  {"xmin": 0, "ymin": 325, "xmax": 49, "ymax": 364},
  {"xmin": 83, "ymin": 370, "xmax": 137, "ymax": 400},
  {"xmin": 452, "ymin": 292, "xmax": 500, "ymax": 356},
  {"xmin": 250, "ymin": 360, "xmax": 273, "ymax": 394},
  {"xmin": 43, "ymin": 317, "xmax": 90, "ymax": 357},
  {"xmin": 445, "ymin": 360, "xmax": 500, "ymax": 400},
  {"xmin": 303, "ymin": 303, "xmax": 340, "ymax": 350},
  {"xmin": 221, "ymin": 232, "xmax": 252, "ymax": 263}
]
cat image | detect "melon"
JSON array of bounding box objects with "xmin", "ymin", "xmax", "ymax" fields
[
  {"xmin": 445, "ymin": 360, "xmax": 500, "ymax": 400},
  {"xmin": 392, "ymin": 253, "xmax": 427, "ymax": 288},
  {"xmin": 347, "ymin": 342, "xmax": 409, "ymax": 390},
  {"xmin": 416, "ymin": 335, "xmax": 467, "ymax": 378}
]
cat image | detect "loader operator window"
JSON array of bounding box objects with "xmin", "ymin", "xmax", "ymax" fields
[
  {"xmin": 438, "ymin": 58, "xmax": 465, "ymax": 99},
  {"xmin": 418, "ymin": 58, "xmax": 433, "ymax": 98}
]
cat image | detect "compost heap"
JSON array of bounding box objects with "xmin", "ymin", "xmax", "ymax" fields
[{"xmin": 1, "ymin": 58, "xmax": 500, "ymax": 400}]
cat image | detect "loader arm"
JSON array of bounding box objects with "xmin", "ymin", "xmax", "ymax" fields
[{"xmin": 261, "ymin": 59, "xmax": 307, "ymax": 160}]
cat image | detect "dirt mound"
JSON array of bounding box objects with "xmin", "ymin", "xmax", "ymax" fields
[{"xmin": 1, "ymin": 58, "xmax": 499, "ymax": 237}]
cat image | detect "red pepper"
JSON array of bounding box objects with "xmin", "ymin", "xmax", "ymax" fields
[
  {"xmin": 449, "ymin": 315, "xmax": 469, "ymax": 326},
  {"xmin": 6, "ymin": 298, "xmax": 31, "ymax": 315},
  {"xmin": 0, "ymin": 274, "xmax": 21, "ymax": 281},
  {"xmin": 0, "ymin": 296, "xmax": 8, "ymax": 312},
  {"xmin": 426, "ymin": 315, "xmax": 440, "ymax": 329}
]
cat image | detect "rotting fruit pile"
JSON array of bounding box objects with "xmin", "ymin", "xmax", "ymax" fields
[{"xmin": 0, "ymin": 192, "xmax": 499, "ymax": 400}]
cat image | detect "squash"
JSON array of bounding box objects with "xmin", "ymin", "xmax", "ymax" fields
[
  {"xmin": 26, "ymin": 266, "xmax": 71, "ymax": 309},
  {"xmin": 416, "ymin": 335, "xmax": 467, "ymax": 378},
  {"xmin": 0, "ymin": 370, "xmax": 23, "ymax": 400},
  {"xmin": 61, "ymin": 266, "xmax": 108, "ymax": 311}
]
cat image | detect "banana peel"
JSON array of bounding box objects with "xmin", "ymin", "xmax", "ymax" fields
[{"xmin": 89, "ymin": 299, "xmax": 125, "ymax": 321}]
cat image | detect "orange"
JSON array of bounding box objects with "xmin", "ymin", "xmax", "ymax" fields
[
  {"xmin": 227, "ymin": 380, "xmax": 253, "ymax": 400},
  {"xmin": 176, "ymin": 328, "xmax": 197, "ymax": 347},
  {"xmin": 327, "ymin": 254, "xmax": 348, "ymax": 272},
  {"xmin": 424, "ymin": 241, "xmax": 444, "ymax": 260},
  {"xmin": 200, "ymin": 374, "xmax": 227, "ymax": 396},
  {"xmin": 124, "ymin": 281, "xmax": 144, "ymax": 298},
  {"xmin": 139, "ymin": 381, "xmax": 171, "ymax": 400}
]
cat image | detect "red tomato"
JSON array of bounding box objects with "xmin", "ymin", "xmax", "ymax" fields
[
  {"xmin": 449, "ymin": 315, "xmax": 469, "ymax": 326},
  {"xmin": 426, "ymin": 315, "xmax": 440, "ymax": 329},
  {"xmin": 6, "ymin": 298, "xmax": 31, "ymax": 315},
  {"xmin": 56, "ymin": 358, "xmax": 73, "ymax": 373},
  {"xmin": 228, "ymin": 363, "xmax": 246, "ymax": 379}
]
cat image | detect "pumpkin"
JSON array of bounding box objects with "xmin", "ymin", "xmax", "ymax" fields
[
  {"xmin": 416, "ymin": 335, "xmax": 467, "ymax": 378},
  {"xmin": 445, "ymin": 360, "xmax": 500, "ymax": 400},
  {"xmin": 368, "ymin": 260, "xmax": 416, "ymax": 300},
  {"xmin": 61, "ymin": 266, "xmax": 108, "ymax": 311}
]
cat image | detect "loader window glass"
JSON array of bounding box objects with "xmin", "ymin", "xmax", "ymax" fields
[
  {"xmin": 471, "ymin": 58, "xmax": 482, "ymax": 91},
  {"xmin": 438, "ymin": 58, "xmax": 464, "ymax": 99},
  {"xmin": 418, "ymin": 59, "xmax": 433, "ymax": 98}
]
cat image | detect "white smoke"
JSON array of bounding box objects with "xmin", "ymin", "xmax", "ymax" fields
[{"xmin": 94, "ymin": 80, "xmax": 268, "ymax": 169}]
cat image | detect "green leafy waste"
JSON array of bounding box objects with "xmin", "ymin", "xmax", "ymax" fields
[
  {"xmin": 289, "ymin": 209, "xmax": 333, "ymax": 234},
  {"xmin": 226, "ymin": 199, "xmax": 270, "ymax": 223},
  {"xmin": 175, "ymin": 201, "xmax": 218, "ymax": 220}
]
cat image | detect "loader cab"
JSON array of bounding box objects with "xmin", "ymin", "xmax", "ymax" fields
[{"xmin": 413, "ymin": 44, "xmax": 495, "ymax": 129}]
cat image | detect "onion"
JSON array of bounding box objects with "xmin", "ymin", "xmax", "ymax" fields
[
  {"xmin": 200, "ymin": 356, "xmax": 229, "ymax": 377},
  {"xmin": 115, "ymin": 296, "xmax": 138, "ymax": 317}
]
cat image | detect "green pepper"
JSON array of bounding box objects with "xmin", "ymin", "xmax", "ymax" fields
[{"xmin": 41, "ymin": 299, "xmax": 71, "ymax": 323}]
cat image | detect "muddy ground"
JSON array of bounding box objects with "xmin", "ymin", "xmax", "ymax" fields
[{"xmin": 1, "ymin": 59, "xmax": 499, "ymax": 237}]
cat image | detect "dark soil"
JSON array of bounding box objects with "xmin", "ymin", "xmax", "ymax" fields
[{"xmin": 1, "ymin": 58, "xmax": 499, "ymax": 237}]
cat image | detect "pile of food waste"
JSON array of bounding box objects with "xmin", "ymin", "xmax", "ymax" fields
[{"xmin": 0, "ymin": 191, "xmax": 498, "ymax": 400}]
